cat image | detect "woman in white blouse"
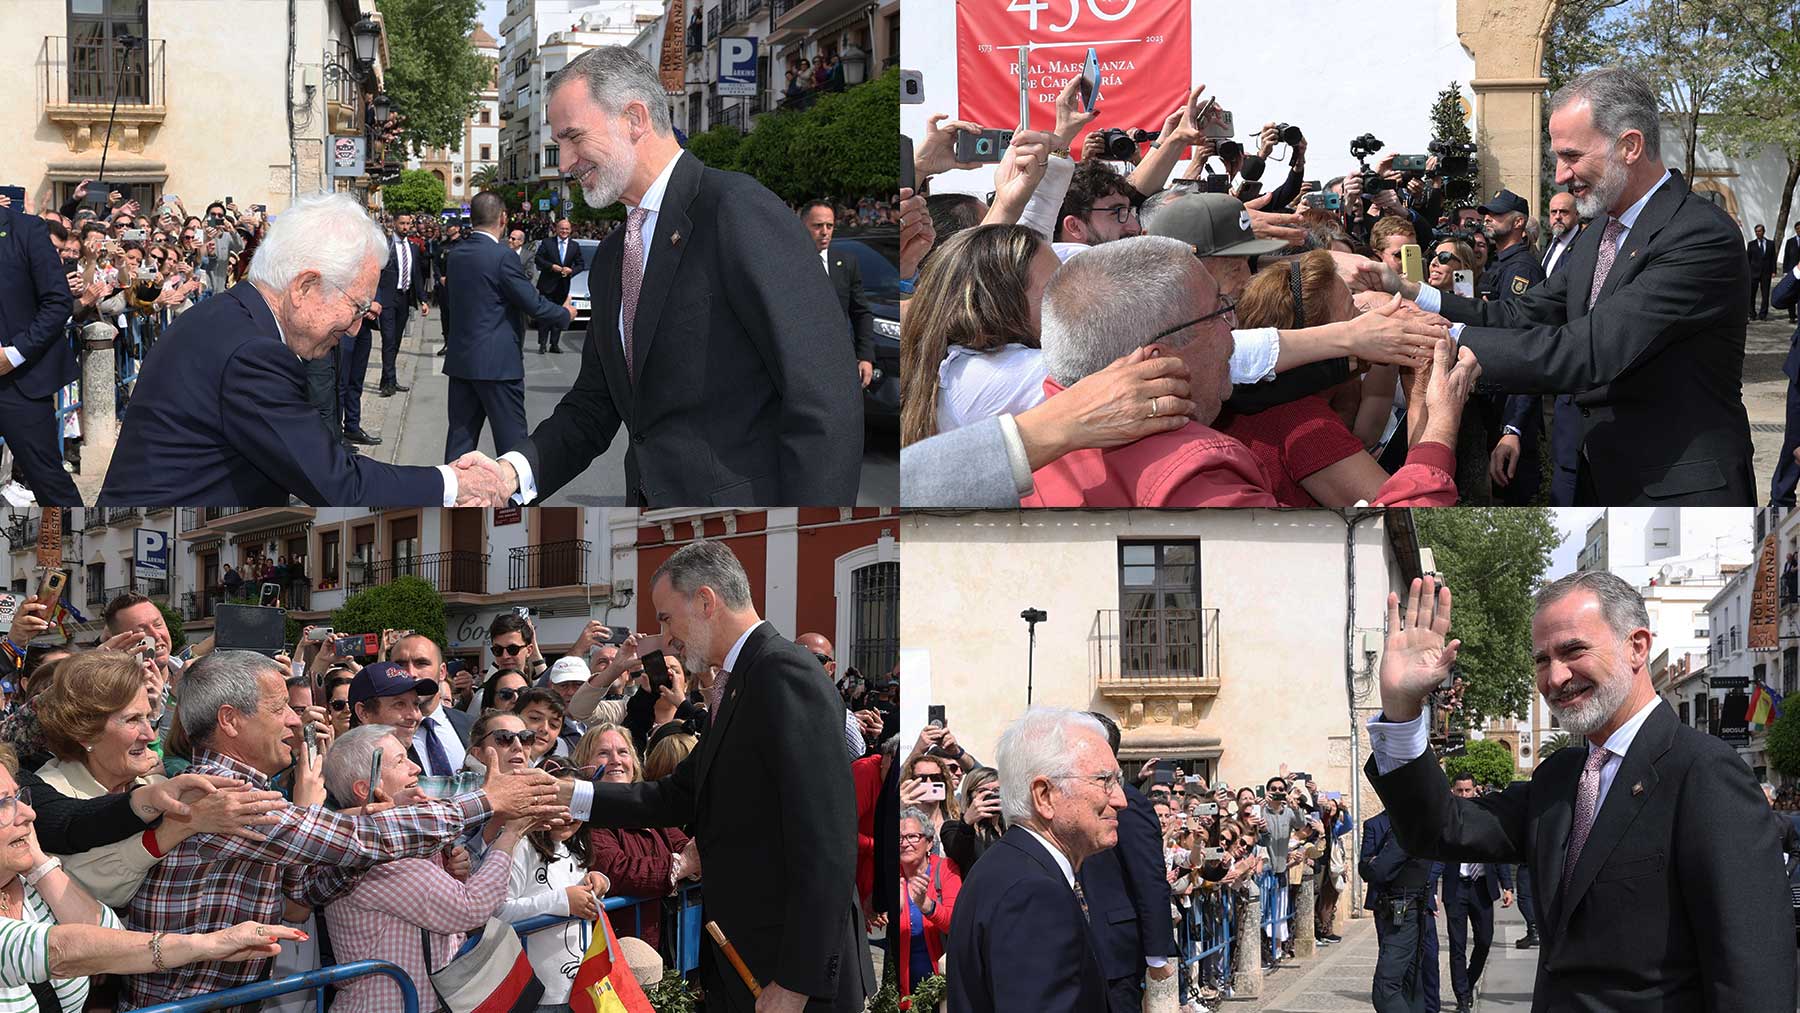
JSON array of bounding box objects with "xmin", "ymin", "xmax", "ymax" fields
[
  {"xmin": 899, "ymin": 225, "xmax": 1060, "ymax": 447},
  {"xmin": 496, "ymin": 758, "xmax": 611, "ymax": 1013}
]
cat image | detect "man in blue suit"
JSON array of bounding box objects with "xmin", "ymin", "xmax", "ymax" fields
[
  {"xmin": 374, "ymin": 213, "xmax": 427, "ymax": 398},
  {"xmin": 99, "ymin": 192, "xmax": 503, "ymax": 506},
  {"xmin": 532, "ymin": 218, "xmax": 584, "ymax": 353},
  {"xmin": 0, "ymin": 203, "xmax": 81, "ymax": 505},
  {"xmin": 1769, "ymin": 261, "xmax": 1800, "ymax": 506},
  {"xmin": 1440, "ymin": 774, "xmax": 1514, "ymax": 1013},
  {"xmin": 443, "ymin": 191, "xmax": 573, "ymax": 464},
  {"xmin": 1076, "ymin": 713, "xmax": 1177, "ymax": 1013},
  {"xmin": 947, "ymin": 708, "xmax": 1117, "ymax": 1013},
  {"xmin": 1361, "ymin": 810, "xmax": 1443, "ymax": 1013}
]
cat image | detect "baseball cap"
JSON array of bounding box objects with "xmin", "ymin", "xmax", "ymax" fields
[
  {"xmin": 348, "ymin": 661, "xmax": 436, "ymax": 707},
  {"xmin": 547, "ymin": 657, "xmax": 590, "ymax": 685},
  {"xmin": 1146, "ymin": 193, "xmax": 1290, "ymax": 258},
  {"xmin": 1477, "ymin": 189, "xmax": 1528, "ymax": 217}
]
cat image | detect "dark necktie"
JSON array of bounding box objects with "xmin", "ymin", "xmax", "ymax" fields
[
  {"xmin": 1071, "ymin": 877, "xmax": 1091, "ymax": 924},
  {"xmin": 421, "ymin": 715, "xmax": 452, "ymax": 777}
]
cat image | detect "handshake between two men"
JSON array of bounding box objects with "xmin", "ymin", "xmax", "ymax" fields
[{"xmin": 448, "ymin": 451, "xmax": 523, "ymax": 507}]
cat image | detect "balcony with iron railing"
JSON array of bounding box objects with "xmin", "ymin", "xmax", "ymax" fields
[
  {"xmin": 105, "ymin": 507, "xmax": 141, "ymax": 526},
  {"xmin": 83, "ymin": 511, "xmax": 106, "ymax": 531},
  {"xmin": 181, "ymin": 579, "xmax": 311, "ymax": 621},
  {"xmin": 723, "ymin": 0, "xmax": 765, "ymax": 26},
  {"xmin": 346, "ymin": 551, "xmax": 489, "ymax": 596},
  {"xmin": 1091, "ymin": 608, "xmax": 1223, "ymax": 728},
  {"xmin": 509, "ymin": 540, "xmax": 589, "ymax": 591},
  {"xmin": 41, "ymin": 36, "xmax": 167, "ymax": 157},
  {"xmin": 706, "ymin": 6, "xmax": 722, "ymax": 42}
]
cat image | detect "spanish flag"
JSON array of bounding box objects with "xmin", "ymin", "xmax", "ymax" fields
[
  {"xmin": 569, "ymin": 913, "xmax": 654, "ymax": 1013},
  {"xmin": 1749, "ymin": 683, "xmax": 1784, "ymax": 729}
]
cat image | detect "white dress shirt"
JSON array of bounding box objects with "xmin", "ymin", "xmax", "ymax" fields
[
  {"xmin": 502, "ymin": 152, "xmax": 685, "ymax": 505},
  {"xmin": 393, "ymin": 235, "xmax": 412, "ymax": 292},
  {"xmin": 412, "ymin": 704, "xmax": 466, "ymax": 776},
  {"xmin": 1417, "ymin": 169, "xmax": 1675, "ymax": 327},
  {"xmin": 569, "ymin": 619, "xmax": 766, "ymax": 821},
  {"xmin": 1542, "ymin": 231, "xmax": 1576, "ymax": 275}
]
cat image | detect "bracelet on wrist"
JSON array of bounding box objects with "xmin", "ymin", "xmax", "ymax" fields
[
  {"xmin": 150, "ymin": 931, "xmax": 169, "ymax": 970},
  {"xmin": 22, "ymin": 857, "xmax": 60, "ymax": 887}
]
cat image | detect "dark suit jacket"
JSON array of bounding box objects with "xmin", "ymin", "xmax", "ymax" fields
[
  {"xmin": 1774, "ymin": 272, "xmax": 1800, "ymax": 380},
  {"xmin": 583, "ymin": 622, "xmax": 868, "ymax": 1012},
  {"xmin": 1749, "ymin": 237, "xmax": 1777, "ymax": 275},
  {"xmin": 1076, "ymin": 783, "xmax": 1176, "ymax": 984},
  {"xmin": 377, "ymin": 234, "xmax": 427, "ymax": 312},
  {"xmin": 946, "ymin": 826, "xmax": 1108, "ymax": 1013},
  {"xmin": 514, "ymin": 151, "xmax": 863, "ymax": 506},
  {"xmin": 438, "ymin": 702, "xmax": 473, "ymax": 746},
  {"xmin": 1358, "ymin": 811, "xmax": 1441, "ymax": 912},
  {"xmin": 98, "ymin": 283, "xmax": 446, "ymax": 505},
  {"xmin": 1437, "ymin": 171, "xmax": 1754, "ymax": 505},
  {"xmin": 0, "ymin": 205, "xmax": 76, "ymax": 400},
  {"xmin": 533, "ymin": 235, "xmax": 586, "ymax": 302},
  {"xmin": 1366, "ymin": 702, "xmax": 1794, "ymax": 1012},
  {"xmin": 1783, "ymin": 235, "xmax": 1800, "ymax": 275},
  {"xmin": 1441, "ymin": 856, "xmax": 1513, "ymax": 908},
  {"xmin": 823, "ymin": 246, "xmax": 873, "ymax": 363},
  {"xmin": 443, "ymin": 232, "xmax": 569, "ymax": 382}
]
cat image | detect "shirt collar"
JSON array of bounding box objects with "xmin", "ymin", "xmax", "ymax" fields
[
  {"xmin": 191, "ymin": 747, "xmax": 273, "ymax": 790},
  {"xmin": 1596, "ymin": 695, "xmax": 1661, "ymax": 759},
  {"xmin": 631, "ymin": 151, "xmax": 684, "ymax": 215},
  {"xmin": 1615, "ymin": 168, "xmax": 1672, "ymax": 233},
  {"xmin": 247, "ymin": 284, "xmax": 298, "ymax": 360},
  {"xmin": 1020, "ymin": 825, "xmax": 1076, "ymax": 888},
  {"xmin": 473, "ymin": 229, "xmax": 501, "ymax": 243},
  {"xmin": 721, "ymin": 619, "xmax": 765, "ymax": 673}
]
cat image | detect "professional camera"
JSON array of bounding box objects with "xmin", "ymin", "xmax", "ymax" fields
[
  {"xmin": 1348, "ymin": 133, "xmax": 1395, "ymax": 198},
  {"xmin": 1020, "ymin": 608, "xmax": 1048, "ymax": 624},
  {"xmin": 1427, "ymin": 139, "xmax": 1480, "ymax": 201},
  {"xmin": 1273, "ymin": 123, "xmax": 1304, "ymax": 146},
  {"xmin": 1097, "ymin": 127, "xmax": 1161, "ymax": 162},
  {"xmin": 1349, "ymin": 133, "xmax": 1384, "ymax": 163}
]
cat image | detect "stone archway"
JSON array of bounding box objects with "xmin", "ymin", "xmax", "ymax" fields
[{"xmin": 1457, "ymin": 0, "xmax": 1563, "ymax": 215}]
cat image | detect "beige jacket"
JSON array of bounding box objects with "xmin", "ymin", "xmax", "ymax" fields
[{"xmin": 35, "ymin": 757, "xmax": 166, "ymax": 908}]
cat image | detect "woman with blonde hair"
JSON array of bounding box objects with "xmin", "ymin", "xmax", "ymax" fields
[
  {"xmin": 579, "ymin": 725, "xmax": 697, "ymax": 952},
  {"xmin": 643, "ymin": 728, "xmax": 697, "ymax": 782},
  {"xmin": 899, "ymin": 225, "xmax": 1060, "ymax": 446},
  {"xmin": 33, "ymin": 653, "xmax": 286, "ymax": 907}
]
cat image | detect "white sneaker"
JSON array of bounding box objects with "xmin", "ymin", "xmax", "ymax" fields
[{"xmin": 0, "ymin": 482, "xmax": 36, "ymax": 507}]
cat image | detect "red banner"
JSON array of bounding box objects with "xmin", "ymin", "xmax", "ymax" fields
[{"xmin": 955, "ymin": 0, "xmax": 1190, "ymax": 143}]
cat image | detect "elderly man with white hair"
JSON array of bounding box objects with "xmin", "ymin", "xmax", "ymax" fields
[
  {"xmin": 945, "ymin": 707, "xmax": 1119, "ymax": 1013},
  {"xmin": 98, "ymin": 192, "xmax": 514, "ymax": 506},
  {"xmin": 1022, "ymin": 235, "xmax": 1480, "ymax": 507}
]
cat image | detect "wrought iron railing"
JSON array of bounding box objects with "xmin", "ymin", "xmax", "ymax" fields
[
  {"xmin": 349, "ymin": 551, "xmax": 488, "ymax": 595},
  {"xmin": 508, "ymin": 539, "xmax": 589, "ymax": 590},
  {"xmin": 42, "ymin": 35, "xmax": 166, "ymax": 107},
  {"xmin": 105, "ymin": 507, "xmax": 140, "ymax": 526},
  {"xmin": 1092, "ymin": 608, "xmax": 1221, "ymax": 682}
]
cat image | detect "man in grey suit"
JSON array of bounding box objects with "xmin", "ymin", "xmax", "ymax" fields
[
  {"xmin": 1366, "ymin": 571, "xmax": 1792, "ymax": 1012},
  {"xmin": 508, "ymin": 229, "xmax": 534, "ymax": 283},
  {"xmin": 1370, "ymin": 67, "xmax": 1755, "ymax": 505}
]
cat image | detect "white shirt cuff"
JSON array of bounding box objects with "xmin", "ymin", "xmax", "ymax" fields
[
  {"xmin": 2, "ymin": 347, "xmax": 23, "ymax": 369},
  {"xmin": 1449, "ymin": 322, "xmax": 1465, "ymax": 343},
  {"xmin": 434, "ymin": 466, "xmax": 458, "ymax": 507},
  {"xmin": 1413, "ymin": 285, "xmax": 1443, "ymax": 315},
  {"xmin": 1792, "ymin": 265, "xmax": 1800, "ymax": 281},
  {"xmin": 1228, "ymin": 327, "xmax": 1281, "ymax": 384},
  {"xmin": 569, "ymin": 778, "xmax": 594, "ymax": 822},
  {"xmin": 996, "ymin": 413, "xmax": 1033, "ymax": 495},
  {"xmin": 1146, "ymin": 957, "xmax": 1168, "ymax": 968},
  {"xmin": 1365, "ymin": 710, "xmax": 1431, "ymax": 775},
  {"xmin": 500, "ymin": 451, "xmax": 538, "ymax": 504}
]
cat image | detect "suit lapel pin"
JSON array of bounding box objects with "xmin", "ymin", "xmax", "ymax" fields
[
  {"xmin": 670, "ymin": 231, "xmax": 682, "ymax": 246},
  {"xmin": 1631, "ymin": 781, "xmax": 1644, "ymax": 796}
]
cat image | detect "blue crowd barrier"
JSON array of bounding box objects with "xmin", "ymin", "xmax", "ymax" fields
[
  {"xmin": 458, "ymin": 879, "xmax": 703, "ymax": 973},
  {"xmin": 1180, "ymin": 884, "xmax": 1237, "ymax": 1003},
  {"xmin": 132, "ymin": 959, "xmax": 418, "ymax": 1013}
]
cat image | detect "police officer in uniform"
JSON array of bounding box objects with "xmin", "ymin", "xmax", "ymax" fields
[
  {"xmin": 1361, "ymin": 810, "xmax": 1443, "ymax": 1013},
  {"xmin": 1476, "ymin": 189, "xmax": 1547, "ymax": 506}
]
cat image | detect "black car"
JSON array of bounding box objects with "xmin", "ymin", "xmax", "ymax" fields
[{"xmin": 831, "ymin": 228, "xmax": 900, "ymax": 435}]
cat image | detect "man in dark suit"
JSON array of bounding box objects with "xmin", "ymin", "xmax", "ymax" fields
[
  {"xmin": 443, "ymin": 191, "xmax": 573, "ymax": 464},
  {"xmin": 553, "ymin": 541, "xmax": 870, "ymax": 1013},
  {"xmin": 0, "ymin": 203, "xmax": 81, "ymax": 505},
  {"xmin": 1441, "ymin": 773, "xmax": 1515, "ymax": 1013},
  {"xmin": 1783, "ymin": 223, "xmax": 1800, "ymax": 322},
  {"xmin": 1361, "ymin": 809, "xmax": 1442, "ymax": 1013},
  {"xmin": 947, "ymin": 707, "xmax": 1118, "ymax": 1013},
  {"xmin": 1748, "ymin": 224, "xmax": 1776, "ymax": 321},
  {"xmin": 801, "ymin": 201, "xmax": 873, "ymax": 389},
  {"xmin": 1075, "ymin": 713, "xmax": 1176, "ymax": 1013},
  {"xmin": 433, "ymin": 223, "xmax": 463, "ymax": 357},
  {"xmin": 1377, "ymin": 68, "xmax": 1754, "ymax": 505},
  {"xmin": 1477, "ymin": 189, "xmax": 1546, "ymax": 507},
  {"xmin": 390, "ymin": 633, "xmax": 472, "ymax": 776},
  {"xmin": 1540, "ymin": 191, "xmax": 1586, "ymax": 507},
  {"xmin": 99, "ymin": 192, "xmax": 490, "ymax": 506},
  {"xmin": 375, "ymin": 214, "xmax": 427, "ymax": 398},
  {"xmin": 1366, "ymin": 571, "xmax": 1794, "ymax": 1013},
  {"xmin": 532, "ymin": 218, "xmax": 584, "ymax": 353},
  {"xmin": 1767, "ymin": 263, "xmax": 1800, "ymax": 506},
  {"xmin": 458, "ymin": 46, "xmax": 863, "ymax": 508}
]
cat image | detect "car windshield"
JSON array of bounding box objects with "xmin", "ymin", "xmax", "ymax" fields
[{"xmin": 834, "ymin": 233, "xmax": 898, "ymax": 303}]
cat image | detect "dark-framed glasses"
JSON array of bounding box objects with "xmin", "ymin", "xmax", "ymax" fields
[
  {"xmin": 0, "ymin": 787, "xmax": 31, "ymax": 827},
  {"xmin": 1083, "ymin": 203, "xmax": 1138, "ymax": 225}
]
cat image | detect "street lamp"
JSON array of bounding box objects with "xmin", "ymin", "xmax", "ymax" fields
[
  {"xmin": 839, "ymin": 42, "xmax": 867, "ymax": 87},
  {"xmin": 351, "ymin": 15, "xmax": 381, "ymax": 70},
  {"xmin": 372, "ymin": 91, "xmax": 391, "ymax": 125}
]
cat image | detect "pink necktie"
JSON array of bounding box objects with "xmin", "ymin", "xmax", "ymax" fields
[
  {"xmin": 1587, "ymin": 218, "xmax": 1627, "ymax": 309},
  {"xmin": 1561, "ymin": 745, "xmax": 1610, "ymax": 893},
  {"xmin": 706, "ymin": 668, "xmax": 731, "ymax": 715},
  {"xmin": 622, "ymin": 207, "xmax": 650, "ymax": 377}
]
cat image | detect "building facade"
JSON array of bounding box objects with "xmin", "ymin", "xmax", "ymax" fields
[{"xmin": 405, "ymin": 27, "xmax": 501, "ymax": 207}]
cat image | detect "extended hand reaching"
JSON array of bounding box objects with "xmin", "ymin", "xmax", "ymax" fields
[
  {"xmin": 451, "ymin": 452, "xmax": 519, "ymax": 506},
  {"xmin": 1377, "ymin": 575, "xmax": 1460, "ymax": 722}
]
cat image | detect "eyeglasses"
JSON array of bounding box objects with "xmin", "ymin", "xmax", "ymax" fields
[
  {"xmin": 493, "ymin": 687, "xmax": 520, "ymax": 703},
  {"xmin": 325, "ymin": 277, "xmax": 372, "ymax": 319},
  {"xmin": 0, "ymin": 787, "xmax": 31, "ymax": 827},
  {"xmin": 1053, "ymin": 770, "xmax": 1126, "ymax": 795},
  {"xmin": 812, "ymin": 653, "xmax": 834, "ymax": 666},
  {"xmin": 899, "ymin": 832, "xmax": 930, "ymax": 846},
  {"xmin": 1083, "ymin": 203, "xmax": 1138, "ymax": 225},
  {"xmin": 493, "ymin": 643, "xmax": 528, "ymax": 656},
  {"xmin": 1432, "ymin": 252, "xmax": 1464, "ymax": 266},
  {"xmin": 1144, "ymin": 297, "xmax": 1237, "ymax": 345},
  {"xmin": 328, "ymin": 699, "xmax": 349, "ymax": 711},
  {"xmin": 483, "ymin": 729, "xmax": 540, "ymax": 747}
]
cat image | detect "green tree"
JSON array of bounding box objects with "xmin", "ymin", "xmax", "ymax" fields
[
  {"xmin": 1768, "ymin": 705, "xmax": 1800, "ymax": 779},
  {"xmin": 1541, "ymin": 730, "xmax": 1574, "ymax": 758},
  {"xmin": 470, "ymin": 164, "xmax": 501, "ymax": 191},
  {"xmin": 730, "ymin": 68, "xmax": 900, "ymax": 202},
  {"xmin": 1615, "ymin": 0, "xmax": 1747, "ymax": 181},
  {"xmin": 1539, "ymin": 0, "xmax": 1633, "ymax": 199},
  {"xmin": 376, "ymin": 0, "xmax": 491, "ymax": 155},
  {"xmin": 156, "ymin": 600, "xmax": 187, "ymax": 654},
  {"xmin": 381, "ymin": 169, "xmax": 448, "ymax": 216},
  {"xmin": 565, "ymin": 182, "xmax": 624, "ymax": 227},
  {"xmin": 685, "ymin": 124, "xmax": 746, "ymax": 175},
  {"xmin": 1444, "ymin": 737, "xmax": 1517, "ymax": 788},
  {"xmin": 1703, "ymin": 0, "xmax": 1800, "ymax": 242},
  {"xmin": 1415, "ymin": 508, "xmax": 1564, "ymax": 727},
  {"xmin": 1429, "ymin": 82, "xmax": 1472, "ymax": 147},
  {"xmin": 329, "ymin": 577, "xmax": 448, "ymax": 656}
]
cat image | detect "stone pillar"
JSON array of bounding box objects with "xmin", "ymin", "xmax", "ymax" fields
[
  {"xmin": 79, "ymin": 324, "xmax": 118, "ymax": 493},
  {"xmin": 1293, "ymin": 876, "xmax": 1317, "ymax": 959},
  {"xmin": 1457, "ymin": 0, "xmax": 1561, "ymax": 214},
  {"xmin": 1142, "ymin": 968, "xmax": 1179, "ymax": 1013},
  {"xmin": 1231, "ymin": 888, "xmax": 1263, "ymax": 999}
]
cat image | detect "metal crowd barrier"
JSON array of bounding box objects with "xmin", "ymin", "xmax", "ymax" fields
[
  {"xmin": 1181, "ymin": 882, "xmax": 1237, "ymax": 1003},
  {"xmin": 132, "ymin": 959, "xmax": 419, "ymax": 1013},
  {"xmin": 458, "ymin": 880, "xmax": 704, "ymax": 974}
]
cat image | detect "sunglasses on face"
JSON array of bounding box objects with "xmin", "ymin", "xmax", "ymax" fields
[
  {"xmin": 494, "ymin": 643, "xmax": 528, "ymax": 656},
  {"xmin": 813, "ymin": 653, "xmax": 834, "ymax": 665},
  {"xmin": 1433, "ymin": 252, "xmax": 1464, "ymax": 266},
  {"xmin": 493, "ymin": 687, "xmax": 520, "ymax": 703},
  {"xmin": 329, "ymin": 699, "xmax": 349, "ymax": 711},
  {"xmin": 483, "ymin": 729, "xmax": 540, "ymax": 747}
]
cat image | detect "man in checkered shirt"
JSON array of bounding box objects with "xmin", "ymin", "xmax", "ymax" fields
[{"xmin": 122, "ymin": 651, "xmax": 562, "ymax": 1008}]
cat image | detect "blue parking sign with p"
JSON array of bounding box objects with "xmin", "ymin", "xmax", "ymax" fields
[
  {"xmin": 719, "ymin": 37, "xmax": 758, "ymax": 97},
  {"xmin": 135, "ymin": 528, "xmax": 169, "ymax": 580}
]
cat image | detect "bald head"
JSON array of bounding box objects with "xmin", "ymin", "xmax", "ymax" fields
[
  {"xmin": 555, "ymin": 219, "xmax": 572, "ymax": 239},
  {"xmin": 797, "ymin": 632, "xmax": 836, "ymax": 679}
]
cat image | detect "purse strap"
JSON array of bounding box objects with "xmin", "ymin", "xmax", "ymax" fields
[{"xmin": 29, "ymin": 980, "xmax": 62, "ymax": 1013}]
